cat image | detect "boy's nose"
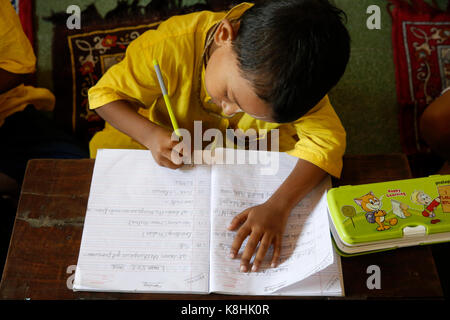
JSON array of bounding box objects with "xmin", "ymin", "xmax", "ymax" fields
[{"xmin": 222, "ymin": 101, "xmax": 242, "ymax": 116}]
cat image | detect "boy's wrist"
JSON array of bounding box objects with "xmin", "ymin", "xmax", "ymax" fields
[
  {"xmin": 140, "ymin": 121, "xmax": 162, "ymax": 150},
  {"xmin": 265, "ymin": 159, "xmax": 328, "ymax": 214},
  {"xmin": 265, "ymin": 194, "xmax": 295, "ymax": 217}
]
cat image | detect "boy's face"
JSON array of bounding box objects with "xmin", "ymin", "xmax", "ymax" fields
[{"xmin": 204, "ymin": 20, "xmax": 275, "ymax": 122}]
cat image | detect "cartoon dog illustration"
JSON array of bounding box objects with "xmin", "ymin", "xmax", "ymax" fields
[
  {"xmin": 411, "ymin": 190, "xmax": 441, "ymax": 224},
  {"xmin": 354, "ymin": 192, "xmax": 397, "ymax": 231}
]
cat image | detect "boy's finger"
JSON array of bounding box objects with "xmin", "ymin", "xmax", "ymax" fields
[
  {"xmin": 159, "ymin": 156, "xmax": 183, "ymax": 170},
  {"xmin": 270, "ymin": 236, "xmax": 281, "ymax": 268},
  {"xmin": 163, "ymin": 148, "xmax": 183, "ymax": 166},
  {"xmin": 251, "ymin": 234, "xmax": 272, "ymax": 272},
  {"xmin": 228, "ymin": 210, "xmax": 248, "ymax": 231},
  {"xmin": 170, "ymin": 139, "xmax": 187, "ymax": 156},
  {"xmin": 240, "ymin": 232, "xmax": 262, "ymax": 272},
  {"xmin": 170, "ymin": 151, "xmax": 184, "ymax": 165},
  {"xmin": 229, "ymin": 225, "xmax": 250, "ymax": 260}
]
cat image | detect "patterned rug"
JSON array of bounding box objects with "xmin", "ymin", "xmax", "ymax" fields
[
  {"xmin": 46, "ymin": 0, "xmax": 243, "ymax": 144},
  {"xmin": 388, "ymin": 0, "xmax": 450, "ymax": 154}
]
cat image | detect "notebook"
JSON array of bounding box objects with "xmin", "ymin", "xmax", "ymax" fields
[
  {"xmin": 327, "ymin": 174, "xmax": 450, "ymax": 256},
  {"xmin": 73, "ymin": 148, "xmax": 343, "ymax": 296}
]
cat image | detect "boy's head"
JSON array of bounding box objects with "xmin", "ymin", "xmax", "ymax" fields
[{"xmin": 204, "ymin": 0, "xmax": 350, "ymax": 123}]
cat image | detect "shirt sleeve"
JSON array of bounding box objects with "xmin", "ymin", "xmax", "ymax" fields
[
  {"xmin": 88, "ymin": 31, "xmax": 163, "ymax": 110},
  {"xmin": 285, "ymin": 95, "xmax": 346, "ymax": 178},
  {"xmin": 0, "ymin": 0, "xmax": 36, "ymax": 74}
]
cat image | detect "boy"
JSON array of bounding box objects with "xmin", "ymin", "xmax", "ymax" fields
[{"xmin": 89, "ymin": 0, "xmax": 350, "ymax": 272}]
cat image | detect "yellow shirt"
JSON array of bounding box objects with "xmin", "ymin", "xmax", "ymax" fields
[
  {"xmin": 0, "ymin": 0, "xmax": 55, "ymax": 126},
  {"xmin": 88, "ymin": 2, "xmax": 346, "ymax": 177}
]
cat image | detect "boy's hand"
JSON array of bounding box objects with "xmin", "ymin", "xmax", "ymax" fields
[
  {"xmin": 228, "ymin": 200, "xmax": 290, "ymax": 272},
  {"xmin": 145, "ymin": 125, "xmax": 188, "ymax": 169},
  {"xmin": 95, "ymin": 100, "xmax": 189, "ymax": 169}
]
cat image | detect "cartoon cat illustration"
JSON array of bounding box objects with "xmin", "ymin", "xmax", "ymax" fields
[{"xmin": 354, "ymin": 192, "xmax": 397, "ymax": 231}]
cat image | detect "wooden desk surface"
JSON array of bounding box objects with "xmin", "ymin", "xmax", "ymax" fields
[{"xmin": 0, "ymin": 154, "xmax": 443, "ymax": 299}]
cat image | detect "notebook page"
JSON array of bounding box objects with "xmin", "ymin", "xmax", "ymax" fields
[
  {"xmin": 209, "ymin": 150, "xmax": 338, "ymax": 295},
  {"xmin": 266, "ymin": 250, "xmax": 343, "ymax": 296},
  {"xmin": 74, "ymin": 149, "xmax": 211, "ymax": 293}
]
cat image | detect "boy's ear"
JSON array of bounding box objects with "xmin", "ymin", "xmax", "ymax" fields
[{"xmin": 214, "ymin": 19, "xmax": 240, "ymax": 46}]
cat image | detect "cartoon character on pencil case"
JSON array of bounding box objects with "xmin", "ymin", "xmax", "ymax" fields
[
  {"xmin": 411, "ymin": 190, "xmax": 441, "ymax": 224},
  {"xmin": 354, "ymin": 192, "xmax": 398, "ymax": 231},
  {"xmin": 390, "ymin": 199, "xmax": 412, "ymax": 219}
]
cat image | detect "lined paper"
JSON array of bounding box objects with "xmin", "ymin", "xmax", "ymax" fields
[
  {"xmin": 74, "ymin": 149, "xmax": 211, "ymax": 293},
  {"xmin": 209, "ymin": 154, "xmax": 340, "ymax": 295},
  {"xmin": 74, "ymin": 149, "xmax": 343, "ymax": 296}
]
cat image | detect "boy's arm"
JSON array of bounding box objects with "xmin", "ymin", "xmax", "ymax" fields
[
  {"xmin": 229, "ymin": 95, "xmax": 345, "ymax": 272},
  {"xmin": 88, "ymin": 31, "xmax": 187, "ymax": 168},
  {"xmin": 228, "ymin": 158, "xmax": 327, "ymax": 272},
  {"xmin": 95, "ymin": 100, "xmax": 184, "ymax": 169}
]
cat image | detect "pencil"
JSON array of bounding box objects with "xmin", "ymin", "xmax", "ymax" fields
[{"xmin": 153, "ymin": 59, "xmax": 180, "ymax": 136}]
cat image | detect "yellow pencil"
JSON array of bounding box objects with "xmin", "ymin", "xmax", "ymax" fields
[{"xmin": 153, "ymin": 59, "xmax": 180, "ymax": 136}]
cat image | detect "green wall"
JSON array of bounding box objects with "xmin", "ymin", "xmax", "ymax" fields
[
  {"xmin": 329, "ymin": 0, "xmax": 400, "ymax": 154},
  {"xmin": 33, "ymin": 0, "xmax": 448, "ymax": 155}
]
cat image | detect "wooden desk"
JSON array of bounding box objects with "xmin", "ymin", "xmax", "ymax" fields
[{"xmin": 0, "ymin": 154, "xmax": 443, "ymax": 299}]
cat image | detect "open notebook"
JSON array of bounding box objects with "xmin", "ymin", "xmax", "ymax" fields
[{"xmin": 73, "ymin": 149, "xmax": 344, "ymax": 296}]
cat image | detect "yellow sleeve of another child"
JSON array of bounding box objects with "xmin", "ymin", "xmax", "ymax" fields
[
  {"xmin": 0, "ymin": 0, "xmax": 36, "ymax": 74},
  {"xmin": 0, "ymin": 0, "xmax": 55, "ymax": 126}
]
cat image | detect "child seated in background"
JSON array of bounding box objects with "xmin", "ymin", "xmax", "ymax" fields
[
  {"xmin": 420, "ymin": 87, "xmax": 450, "ymax": 174},
  {"xmin": 88, "ymin": 0, "xmax": 350, "ymax": 272},
  {"xmin": 0, "ymin": 0, "xmax": 88, "ymax": 191}
]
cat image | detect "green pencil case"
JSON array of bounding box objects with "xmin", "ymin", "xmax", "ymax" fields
[{"xmin": 327, "ymin": 174, "xmax": 450, "ymax": 256}]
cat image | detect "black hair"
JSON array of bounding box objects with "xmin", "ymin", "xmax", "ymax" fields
[{"xmin": 232, "ymin": 0, "xmax": 350, "ymax": 123}]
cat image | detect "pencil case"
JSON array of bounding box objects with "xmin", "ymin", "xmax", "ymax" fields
[{"xmin": 327, "ymin": 174, "xmax": 450, "ymax": 256}]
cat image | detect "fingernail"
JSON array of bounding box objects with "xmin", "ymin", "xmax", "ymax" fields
[
  {"xmin": 251, "ymin": 264, "xmax": 258, "ymax": 272},
  {"xmin": 271, "ymin": 262, "xmax": 276, "ymax": 268},
  {"xmin": 229, "ymin": 252, "xmax": 235, "ymax": 259},
  {"xmin": 240, "ymin": 265, "xmax": 247, "ymax": 272}
]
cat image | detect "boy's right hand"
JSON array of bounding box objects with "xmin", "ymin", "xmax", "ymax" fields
[
  {"xmin": 94, "ymin": 100, "xmax": 188, "ymax": 170},
  {"xmin": 145, "ymin": 125, "xmax": 187, "ymax": 170}
]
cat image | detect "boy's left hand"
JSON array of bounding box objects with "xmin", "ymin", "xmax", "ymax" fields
[{"xmin": 228, "ymin": 201, "xmax": 290, "ymax": 272}]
